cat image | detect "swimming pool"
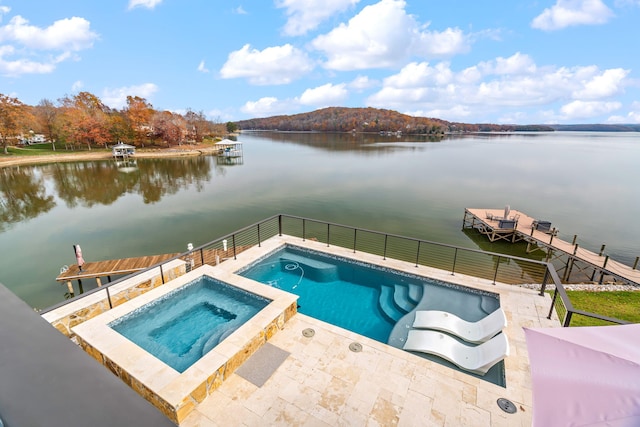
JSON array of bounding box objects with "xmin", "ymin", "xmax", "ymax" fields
[
  {"xmin": 238, "ymin": 244, "xmax": 505, "ymax": 385},
  {"xmin": 110, "ymin": 275, "xmax": 270, "ymax": 373}
]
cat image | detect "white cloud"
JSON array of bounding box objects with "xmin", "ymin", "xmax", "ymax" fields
[
  {"xmin": 366, "ymin": 53, "xmax": 632, "ymax": 122},
  {"xmin": 240, "ymin": 96, "xmax": 293, "ymax": 116},
  {"xmin": 0, "ymin": 6, "xmax": 10, "ymax": 18},
  {"xmin": 560, "ymin": 100, "xmax": 621, "ymax": 119},
  {"xmin": 311, "ymin": 0, "xmax": 470, "ymax": 71},
  {"xmin": 298, "ymin": 83, "xmax": 348, "ymax": 106},
  {"xmin": 206, "ymin": 108, "xmax": 235, "ymax": 122},
  {"xmin": 0, "ymin": 46, "xmax": 55, "ymax": 75},
  {"xmin": 412, "ymin": 27, "xmax": 469, "ymax": 57},
  {"xmin": 220, "ymin": 43, "xmax": 314, "ymax": 85},
  {"xmin": 0, "ymin": 15, "xmax": 98, "ymax": 50},
  {"xmin": 102, "ymin": 83, "xmax": 158, "ymax": 109},
  {"xmin": 128, "ymin": 0, "xmax": 162, "ymax": 10},
  {"xmin": 608, "ymin": 102, "xmax": 640, "ymax": 123},
  {"xmin": 233, "ymin": 6, "xmax": 248, "ymax": 15},
  {"xmin": 349, "ymin": 75, "xmax": 377, "ymax": 91},
  {"xmin": 477, "ymin": 52, "xmax": 537, "ymax": 75},
  {"xmin": 71, "ymin": 80, "xmax": 84, "ymax": 91},
  {"xmin": 531, "ymin": 0, "xmax": 614, "ymax": 31},
  {"xmin": 197, "ymin": 60, "xmax": 209, "ymax": 73},
  {"xmin": 276, "ymin": 0, "xmax": 359, "ymax": 36},
  {"xmin": 0, "ymin": 12, "xmax": 97, "ymax": 76},
  {"xmin": 572, "ymin": 68, "xmax": 629, "ymax": 99}
]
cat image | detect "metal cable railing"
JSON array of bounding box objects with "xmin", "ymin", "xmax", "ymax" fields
[{"xmin": 40, "ymin": 214, "xmax": 630, "ymax": 327}]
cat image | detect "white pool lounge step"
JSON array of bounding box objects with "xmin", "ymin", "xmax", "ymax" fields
[
  {"xmin": 403, "ymin": 330, "xmax": 509, "ymax": 376},
  {"xmin": 412, "ymin": 308, "xmax": 507, "ymax": 344}
]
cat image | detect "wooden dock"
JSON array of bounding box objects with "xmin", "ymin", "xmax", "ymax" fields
[
  {"xmin": 464, "ymin": 208, "xmax": 640, "ymax": 286},
  {"xmin": 55, "ymin": 247, "xmax": 241, "ymax": 294},
  {"xmin": 56, "ymin": 253, "xmax": 180, "ymax": 292}
]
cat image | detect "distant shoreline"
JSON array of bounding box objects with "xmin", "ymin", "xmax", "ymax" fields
[{"xmin": 0, "ymin": 146, "xmax": 220, "ymax": 168}]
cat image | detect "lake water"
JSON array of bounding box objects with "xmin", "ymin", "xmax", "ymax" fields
[{"xmin": 1, "ymin": 131, "xmax": 638, "ymax": 309}]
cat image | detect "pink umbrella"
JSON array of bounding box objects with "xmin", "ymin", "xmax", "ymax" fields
[
  {"xmin": 74, "ymin": 244, "xmax": 86, "ymax": 271},
  {"xmin": 524, "ymin": 324, "xmax": 640, "ymax": 427}
]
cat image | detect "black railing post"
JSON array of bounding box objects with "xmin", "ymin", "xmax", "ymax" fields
[
  {"xmin": 415, "ymin": 241, "xmax": 421, "ymax": 267},
  {"xmin": 200, "ymin": 248, "xmax": 204, "ymax": 267},
  {"xmin": 563, "ymin": 311, "xmax": 573, "ymax": 327},
  {"xmin": 492, "ymin": 257, "xmax": 500, "ymax": 284},
  {"xmin": 634, "ymin": 256, "xmax": 639, "ymax": 270},
  {"xmin": 302, "ymin": 219, "xmax": 306, "ymax": 241},
  {"xmin": 232, "ymin": 234, "xmax": 237, "ymax": 260},
  {"xmin": 327, "ymin": 224, "xmax": 330, "ymax": 247},
  {"xmin": 383, "ymin": 235, "xmax": 388, "ymax": 260},
  {"xmin": 257, "ymin": 223, "xmax": 261, "ymax": 247},
  {"xmin": 547, "ymin": 288, "xmax": 558, "ymax": 319},
  {"xmin": 278, "ymin": 215, "xmax": 282, "ymax": 236},
  {"xmin": 159, "ymin": 265, "xmax": 165, "ymax": 284},
  {"xmin": 451, "ymin": 248, "xmax": 458, "ymax": 275},
  {"xmin": 353, "ymin": 229, "xmax": 357, "ymax": 253},
  {"xmin": 602, "ymin": 255, "xmax": 609, "ymax": 269},
  {"xmin": 106, "ymin": 286, "xmax": 113, "ymax": 309},
  {"xmin": 539, "ymin": 267, "xmax": 550, "ymax": 296},
  {"xmin": 599, "ymin": 244, "xmax": 606, "ymax": 256}
]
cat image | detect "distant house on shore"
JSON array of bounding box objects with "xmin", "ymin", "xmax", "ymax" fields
[{"xmin": 112, "ymin": 142, "xmax": 136, "ymax": 158}]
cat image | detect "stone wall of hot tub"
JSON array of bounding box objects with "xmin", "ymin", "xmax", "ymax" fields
[
  {"xmin": 42, "ymin": 259, "xmax": 187, "ymax": 338},
  {"xmin": 74, "ymin": 299, "xmax": 298, "ymax": 424}
]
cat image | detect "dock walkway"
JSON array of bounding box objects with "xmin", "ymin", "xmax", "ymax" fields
[
  {"xmin": 56, "ymin": 253, "xmax": 180, "ymax": 291},
  {"xmin": 464, "ymin": 208, "xmax": 640, "ymax": 286}
]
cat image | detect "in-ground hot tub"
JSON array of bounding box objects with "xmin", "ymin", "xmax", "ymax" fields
[
  {"xmin": 110, "ymin": 275, "xmax": 271, "ymax": 373},
  {"xmin": 72, "ymin": 265, "xmax": 298, "ymax": 424}
]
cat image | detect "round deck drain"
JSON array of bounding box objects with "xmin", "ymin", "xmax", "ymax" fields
[
  {"xmin": 497, "ymin": 398, "xmax": 517, "ymax": 414},
  {"xmin": 302, "ymin": 328, "xmax": 315, "ymax": 337},
  {"xmin": 349, "ymin": 342, "xmax": 363, "ymax": 352}
]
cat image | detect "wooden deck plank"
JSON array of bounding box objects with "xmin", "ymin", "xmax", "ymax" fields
[
  {"xmin": 56, "ymin": 253, "xmax": 180, "ymax": 282},
  {"xmin": 465, "ymin": 208, "xmax": 639, "ymax": 285}
]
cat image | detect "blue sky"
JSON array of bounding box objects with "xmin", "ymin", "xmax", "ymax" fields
[{"xmin": 2, "ymin": 0, "xmax": 640, "ymax": 124}]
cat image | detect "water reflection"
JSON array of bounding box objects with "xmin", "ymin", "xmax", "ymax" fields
[
  {"xmin": 39, "ymin": 155, "xmax": 217, "ymax": 207},
  {"xmin": 247, "ymin": 131, "xmax": 445, "ymax": 152},
  {"xmin": 0, "ymin": 167, "xmax": 55, "ymax": 232}
]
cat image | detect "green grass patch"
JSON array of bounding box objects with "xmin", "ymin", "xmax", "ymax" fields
[
  {"xmin": 550, "ymin": 290, "xmax": 640, "ymax": 326},
  {"xmin": 3, "ymin": 144, "xmax": 72, "ymax": 156}
]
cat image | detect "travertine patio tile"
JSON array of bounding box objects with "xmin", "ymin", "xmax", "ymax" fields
[{"xmin": 164, "ymin": 235, "xmax": 555, "ymax": 425}]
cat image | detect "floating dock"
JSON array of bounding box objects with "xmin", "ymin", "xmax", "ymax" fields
[{"xmin": 463, "ymin": 208, "xmax": 640, "ymax": 286}]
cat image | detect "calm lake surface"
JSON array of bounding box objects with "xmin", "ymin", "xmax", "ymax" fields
[{"xmin": 1, "ymin": 131, "xmax": 638, "ymax": 309}]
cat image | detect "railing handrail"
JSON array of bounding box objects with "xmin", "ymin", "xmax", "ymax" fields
[
  {"xmin": 40, "ymin": 214, "xmax": 630, "ymax": 326},
  {"xmin": 283, "ymin": 213, "xmax": 552, "ymax": 267}
]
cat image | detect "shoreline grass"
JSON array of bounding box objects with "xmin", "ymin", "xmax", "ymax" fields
[{"xmin": 552, "ymin": 290, "xmax": 640, "ymax": 326}]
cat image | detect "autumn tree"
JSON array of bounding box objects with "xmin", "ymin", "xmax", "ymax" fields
[
  {"xmin": 34, "ymin": 99, "xmax": 59, "ymax": 150},
  {"xmin": 0, "ymin": 94, "xmax": 29, "ymax": 154},
  {"xmin": 59, "ymin": 92, "xmax": 111, "ymax": 150},
  {"xmin": 184, "ymin": 109, "xmax": 210, "ymax": 142},
  {"xmin": 125, "ymin": 96, "xmax": 154, "ymax": 147},
  {"xmin": 151, "ymin": 110, "xmax": 186, "ymax": 146},
  {"xmin": 107, "ymin": 111, "xmax": 132, "ymax": 144}
]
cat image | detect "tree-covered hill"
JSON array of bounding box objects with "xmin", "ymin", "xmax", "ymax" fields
[{"xmin": 235, "ymin": 107, "xmax": 555, "ymax": 134}]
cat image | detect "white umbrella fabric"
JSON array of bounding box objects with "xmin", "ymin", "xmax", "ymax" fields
[{"xmin": 524, "ymin": 324, "xmax": 640, "ymax": 427}]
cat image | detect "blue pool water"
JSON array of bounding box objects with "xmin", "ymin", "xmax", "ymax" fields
[
  {"xmin": 110, "ymin": 276, "xmax": 270, "ymax": 373},
  {"xmin": 238, "ymin": 245, "xmax": 505, "ymax": 385}
]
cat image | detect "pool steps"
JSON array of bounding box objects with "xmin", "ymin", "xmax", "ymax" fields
[{"xmin": 378, "ymin": 283, "xmax": 423, "ymax": 323}]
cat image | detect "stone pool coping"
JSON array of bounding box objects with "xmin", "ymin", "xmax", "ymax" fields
[
  {"xmin": 181, "ymin": 235, "xmax": 560, "ymax": 426},
  {"xmin": 72, "ymin": 264, "xmax": 298, "ymax": 424}
]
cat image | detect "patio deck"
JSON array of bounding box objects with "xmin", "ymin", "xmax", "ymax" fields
[{"xmin": 177, "ymin": 236, "xmax": 558, "ymax": 426}]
